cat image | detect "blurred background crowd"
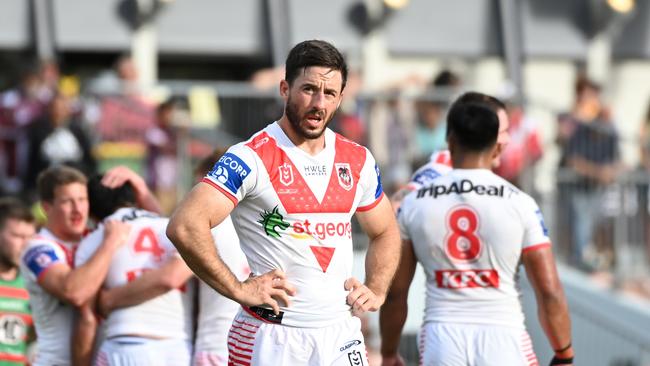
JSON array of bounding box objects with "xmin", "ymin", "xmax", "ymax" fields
[{"xmin": 2, "ymin": 0, "xmax": 650, "ymax": 364}]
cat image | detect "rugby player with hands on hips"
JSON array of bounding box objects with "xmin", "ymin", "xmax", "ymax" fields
[{"xmin": 168, "ymin": 39, "xmax": 401, "ymax": 366}]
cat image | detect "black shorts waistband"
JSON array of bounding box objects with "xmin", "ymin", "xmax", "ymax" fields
[{"xmin": 244, "ymin": 306, "xmax": 284, "ymax": 324}]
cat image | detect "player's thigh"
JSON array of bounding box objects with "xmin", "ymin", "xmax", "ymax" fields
[
  {"xmin": 418, "ymin": 322, "xmax": 467, "ymax": 366},
  {"xmin": 326, "ymin": 317, "xmax": 369, "ymax": 366},
  {"xmin": 473, "ymin": 328, "xmax": 539, "ymax": 366}
]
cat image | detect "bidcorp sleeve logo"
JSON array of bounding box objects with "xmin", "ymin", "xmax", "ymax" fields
[{"xmin": 209, "ymin": 152, "xmax": 251, "ymax": 194}]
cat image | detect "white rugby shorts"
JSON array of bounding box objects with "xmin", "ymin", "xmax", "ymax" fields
[
  {"xmin": 227, "ymin": 307, "xmax": 369, "ymax": 366},
  {"xmin": 94, "ymin": 336, "xmax": 191, "ymax": 366},
  {"xmin": 418, "ymin": 322, "xmax": 539, "ymax": 366}
]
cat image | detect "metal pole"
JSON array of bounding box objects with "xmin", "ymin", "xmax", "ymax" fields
[
  {"xmin": 266, "ymin": 0, "xmax": 291, "ymax": 67},
  {"xmin": 132, "ymin": 0, "xmax": 158, "ymax": 91},
  {"xmin": 498, "ymin": 0, "xmax": 524, "ymax": 104},
  {"xmin": 32, "ymin": 0, "xmax": 55, "ymax": 61}
]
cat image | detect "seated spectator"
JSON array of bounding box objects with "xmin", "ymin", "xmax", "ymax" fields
[{"xmin": 24, "ymin": 93, "xmax": 96, "ymax": 198}]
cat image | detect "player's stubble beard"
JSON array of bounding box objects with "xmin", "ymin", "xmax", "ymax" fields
[{"xmin": 285, "ymin": 95, "xmax": 336, "ymax": 140}]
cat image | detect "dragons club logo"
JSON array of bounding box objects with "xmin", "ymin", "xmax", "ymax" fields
[
  {"xmin": 335, "ymin": 163, "xmax": 353, "ymax": 191},
  {"xmin": 258, "ymin": 206, "xmax": 290, "ymax": 238}
]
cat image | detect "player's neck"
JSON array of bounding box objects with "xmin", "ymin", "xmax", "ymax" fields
[
  {"xmin": 451, "ymin": 152, "xmax": 493, "ymax": 170},
  {"xmin": 0, "ymin": 262, "xmax": 18, "ymax": 281},
  {"xmin": 46, "ymin": 224, "xmax": 82, "ymax": 244},
  {"xmin": 277, "ymin": 118, "xmax": 326, "ymax": 156}
]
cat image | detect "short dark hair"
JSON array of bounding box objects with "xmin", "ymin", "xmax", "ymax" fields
[
  {"xmin": 285, "ymin": 40, "xmax": 348, "ymax": 91},
  {"xmin": 446, "ymin": 92, "xmax": 501, "ymax": 152},
  {"xmin": 37, "ymin": 166, "xmax": 88, "ymax": 203},
  {"xmin": 195, "ymin": 147, "xmax": 229, "ymax": 178},
  {"xmin": 87, "ymin": 175, "xmax": 136, "ymax": 220},
  {"xmin": 0, "ymin": 198, "xmax": 35, "ymax": 230}
]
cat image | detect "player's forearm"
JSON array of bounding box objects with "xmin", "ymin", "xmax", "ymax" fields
[
  {"xmin": 102, "ymin": 259, "xmax": 192, "ymax": 314},
  {"xmin": 538, "ymin": 293, "xmax": 572, "ymax": 354},
  {"xmin": 66, "ymin": 244, "xmax": 119, "ymax": 306},
  {"xmin": 167, "ymin": 217, "xmax": 242, "ymax": 302},
  {"xmin": 379, "ymin": 294, "xmax": 408, "ymax": 357},
  {"xmin": 72, "ymin": 303, "xmax": 97, "ymax": 366},
  {"xmin": 365, "ymin": 229, "xmax": 401, "ymax": 299}
]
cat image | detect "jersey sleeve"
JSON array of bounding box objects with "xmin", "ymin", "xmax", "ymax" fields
[
  {"xmin": 356, "ymin": 149, "xmax": 385, "ymax": 211},
  {"xmin": 519, "ymin": 195, "xmax": 551, "ymax": 252},
  {"xmin": 396, "ymin": 193, "xmax": 415, "ymax": 241},
  {"xmin": 75, "ymin": 228, "xmax": 104, "ymax": 268},
  {"xmin": 201, "ymin": 143, "xmax": 258, "ymax": 206},
  {"xmin": 21, "ymin": 241, "xmax": 67, "ymax": 281}
]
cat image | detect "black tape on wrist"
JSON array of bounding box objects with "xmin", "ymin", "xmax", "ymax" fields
[
  {"xmin": 550, "ymin": 355, "xmax": 573, "ymax": 365},
  {"xmin": 554, "ymin": 342, "xmax": 572, "ymax": 353}
]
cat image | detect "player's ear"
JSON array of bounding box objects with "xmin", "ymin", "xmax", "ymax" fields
[
  {"xmin": 490, "ymin": 142, "xmax": 503, "ymax": 168},
  {"xmin": 279, "ymin": 80, "xmax": 290, "ymax": 100}
]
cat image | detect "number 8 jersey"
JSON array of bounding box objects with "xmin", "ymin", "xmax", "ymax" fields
[
  {"xmin": 397, "ymin": 169, "xmax": 551, "ymax": 329},
  {"xmin": 202, "ymin": 122, "xmax": 384, "ymax": 328}
]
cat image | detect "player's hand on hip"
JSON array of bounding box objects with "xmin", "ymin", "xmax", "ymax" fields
[
  {"xmin": 103, "ymin": 220, "xmax": 131, "ymax": 249},
  {"xmin": 239, "ymin": 269, "xmax": 296, "ymax": 315},
  {"xmin": 345, "ymin": 277, "xmax": 383, "ymax": 316},
  {"xmin": 381, "ymin": 354, "xmax": 406, "ymax": 366}
]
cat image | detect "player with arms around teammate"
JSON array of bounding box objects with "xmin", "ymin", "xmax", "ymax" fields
[
  {"xmin": 380, "ymin": 93, "xmax": 574, "ymax": 366},
  {"xmin": 0, "ymin": 198, "xmax": 36, "ymax": 365},
  {"xmin": 74, "ymin": 175, "xmax": 194, "ymax": 366},
  {"xmin": 19, "ymin": 166, "xmax": 130, "ymax": 366},
  {"xmin": 168, "ymin": 39, "xmax": 401, "ymax": 366}
]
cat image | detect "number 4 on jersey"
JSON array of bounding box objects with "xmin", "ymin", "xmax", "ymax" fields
[
  {"xmin": 445, "ymin": 205, "xmax": 482, "ymax": 262},
  {"xmin": 132, "ymin": 228, "xmax": 165, "ymax": 262}
]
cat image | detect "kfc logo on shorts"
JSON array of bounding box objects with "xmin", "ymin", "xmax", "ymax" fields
[
  {"xmin": 435, "ymin": 269, "xmax": 499, "ymax": 289},
  {"xmin": 279, "ymin": 163, "xmax": 294, "ymax": 186},
  {"xmin": 336, "ymin": 163, "xmax": 353, "ymax": 191}
]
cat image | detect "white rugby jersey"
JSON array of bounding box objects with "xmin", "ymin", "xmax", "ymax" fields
[
  {"xmin": 398, "ymin": 169, "xmax": 551, "ymax": 328},
  {"xmin": 202, "ymin": 122, "xmax": 384, "ymax": 328},
  {"xmin": 405, "ymin": 150, "xmax": 453, "ymax": 191},
  {"xmin": 20, "ymin": 228, "xmax": 77, "ymax": 366},
  {"xmin": 195, "ymin": 215, "xmax": 250, "ymax": 354},
  {"xmin": 75, "ymin": 208, "xmax": 194, "ymax": 340}
]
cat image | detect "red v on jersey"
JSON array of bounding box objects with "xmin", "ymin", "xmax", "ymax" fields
[
  {"xmin": 309, "ymin": 246, "xmax": 336, "ymax": 272},
  {"xmin": 246, "ymin": 132, "xmax": 366, "ymax": 214},
  {"xmin": 247, "ymin": 131, "xmax": 366, "ymax": 273}
]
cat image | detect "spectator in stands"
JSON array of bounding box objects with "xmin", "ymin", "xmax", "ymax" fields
[
  {"xmin": 638, "ymin": 102, "xmax": 650, "ymax": 263},
  {"xmin": 25, "ymin": 93, "xmax": 97, "ymax": 198},
  {"xmin": 559, "ymin": 76, "xmax": 621, "ymax": 271},
  {"xmin": 145, "ymin": 99, "xmax": 181, "ymax": 214},
  {"xmin": 0, "ymin": 63, "xmax": 51, "ymax": 194},
  {"xmin": 74, "ymin": 174, "xmax": 194, "ymax": 365},
  {"xmin": 96, "ymin": 55, "xmax": 154, "ymax": 143},
  {"xmin": 0, "ymin": 198, "xmax": 36, "ymax": 365},
  {"xmin": 412, "ymin": 70, "xmax": 460, "ymax": 166}
]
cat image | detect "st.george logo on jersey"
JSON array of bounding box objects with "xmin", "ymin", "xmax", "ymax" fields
[
  {"xmin": 336, "ymin": 163, "xmax": 353, "ymax": 191},
  {"xmin": 279, "ymin": 163, "xmax": 294, "ymax": 186}
]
